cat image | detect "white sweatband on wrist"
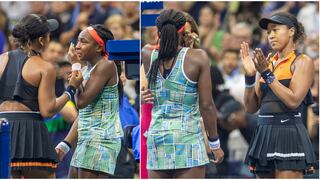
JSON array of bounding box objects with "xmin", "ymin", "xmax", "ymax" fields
[
  {"xmin": 56, "ymin": 141, "xmax": 71, "ymax": 154},
  {"xmin": 72, "ymin": 63, "xmax": 82, "ymax": 71},
  {"xmin": 208, "ymin": 139, "xmax": 220, "ymax": 150}
]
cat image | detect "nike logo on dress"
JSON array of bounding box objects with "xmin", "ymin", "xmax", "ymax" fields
[{"xmin": 280, "ymin": 119, "xmax": 290, "ymax": 123}]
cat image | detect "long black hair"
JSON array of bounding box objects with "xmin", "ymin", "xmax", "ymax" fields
[
  {"xmin": 91, "ymin": 24, "xmax": 123, "ymax": 105},
  {"xmin": 148, "ymin": 9, "xmax": 186, "ymax": 87}
]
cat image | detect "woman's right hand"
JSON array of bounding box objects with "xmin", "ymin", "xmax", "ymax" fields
[
  {"xmin": 240, "ymin": 42, "xmax": 256, "ymax": 76},
  {"xmin": 55, "ymin": 147, "xmax": 65, "ymax": 161},
  {"xmin": 69, "ymin": 70, "xmax": 83, "ymax": 89},
  {"xmin": 67, "ymin": 43, "xmax": 81, "ymax": 64},
  {"xmin": 141, "ymin": 86, "xmax": 153, "ymax": 104},
  {"xmin": 210, "ymin": 147, "xmax": 224, "ymax": 164}
]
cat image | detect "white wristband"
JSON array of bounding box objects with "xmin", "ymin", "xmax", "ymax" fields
[
  {"xmin": 208, "ymin": 139, "xmax": 220, "ymax": 150},
  {"xmin": 56, "ymin": 141, "xmax": 70, "ymax": 154},
  {"xmin": 64, "ymin": 91, "xmax": 72, "ymax": 100},
  {"xmin": 72, "ymin": 63, "xmax": 82, "ymax": 71}
]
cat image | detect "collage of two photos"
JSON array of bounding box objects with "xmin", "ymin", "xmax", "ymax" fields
[{"xmin": 0, "ymin": 0, "xmax": 319, "ymax": 179}]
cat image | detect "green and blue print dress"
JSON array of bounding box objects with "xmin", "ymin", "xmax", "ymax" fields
[
  {"xmin": 71, "ymin": 64, "xmax": 124, "ymax": 175},
  {"xmin": 146, "ymin": 47, "xmax": 209, "ymax": 170}
]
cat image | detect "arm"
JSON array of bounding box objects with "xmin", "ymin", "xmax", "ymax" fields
[
  {"xmin": 55, "ymin": 118, "xmax": 78, "ymax": 161},
  {"xmin": 0, "ymin": 53, "xmax": 9, "ymax": 77},
  {"xmin": 38, "ymin": 61, "xmax": 83, "ymax": 118},
  {"xmin": 141, "ymin": 45, "xmax": 152, "ymax": 74},
  {"xmin": 254, "ymin": 49, "xmax": 314, "ymax": 109},
  {"xmin": 64, "ymin": 118, "xmax": 78, "ymax": 147},
  {"xmin": 240, "ymin": 42, "xmax": 261, "ymax": 113},
  {"xmin": 197, "ymin": 50, "xmax": 218, "ymax": 139},
  {"xmin": 76, "ymin": 61, "xmax": 113, "ymax": 109},
  {"xmin": 59, "ymin": 101, "xmax": 78, "ymax": 124},
  {"xmin": 197, "ymin": 50, "xmax": 224, "ymax": 163},
  {"xmin": 267, "ymin": 55, "xmax": 314, "ymax": 109},
  {"xmin": 243, "ymin": 75, "xmax": 261, "ymax": 113},
  {"xmin": 38, "ymin": 63, "xmax": 69, "ymax": 118}
]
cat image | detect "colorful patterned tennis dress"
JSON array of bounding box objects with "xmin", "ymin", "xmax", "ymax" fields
[
  {"xmin": 146, "ymin": 47, "xmax": 209, "ymax": 170},
  {"xmin": 71, "ymin": 64, "xmax": 124, "ymax": 175}
]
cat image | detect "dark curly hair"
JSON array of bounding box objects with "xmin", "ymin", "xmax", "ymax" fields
[{"xmin": 12, "ymin": 14, "xmax": 51, "ymax": 46}]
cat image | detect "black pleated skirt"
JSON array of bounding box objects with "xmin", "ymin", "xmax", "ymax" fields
[
  {"xmin": 0, "ymin": 112, "xmax": 59, "ymax": 172},
  {"xmin": 244, "ymin": 113, "xmax": 317, "ymax": 174}
]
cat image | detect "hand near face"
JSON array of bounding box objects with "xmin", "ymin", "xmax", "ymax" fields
[
  {"xmin": 69, "ymin": 70, "xmax": 83, "ymax": 89},
  {"xmin": 67, "ymin": 43, "xmax": 81, "ymax": 64},
  {"xmin": 183, "ymin": 32, "xmax": 200, "ymax": 48}
]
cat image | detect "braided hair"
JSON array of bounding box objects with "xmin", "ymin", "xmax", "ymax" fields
[
  {"xmin": 91, "ymin": 24, "xmax": 123, "ymax": 105},
  {"xmin": 148, "ymin": 9, "xmax": 186, "ymax": 87}
]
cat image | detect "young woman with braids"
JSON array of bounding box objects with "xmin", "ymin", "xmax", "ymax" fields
[
  {"xmin": 55, "ymin": 24, "xmax": 124, "ymax": 178},
  {"xmin": 141, "ymin": 9, "xmax": 224, "ymax": 178},
  {"xmin": 241, "ymin": 12, "xmax": 317, "ymax": 178},
  {"xmin": 0, "ymin": 14, "xmax": 83, "ymax": 178}
]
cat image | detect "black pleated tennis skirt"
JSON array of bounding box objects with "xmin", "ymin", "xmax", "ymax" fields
[
  {"xmin": 0, "ymin": 112, "xmax": 59, "ymax": 172},
  {"xmin": 244, "ymin": 113, "xmax": 317, "ymax": 174}
]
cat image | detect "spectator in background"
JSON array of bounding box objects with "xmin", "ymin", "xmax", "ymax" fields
[
  {"xmin": 218, "ymin": 49, "xmax": 245, "ymax": 103},
  {"xmin": 105, "ymin": 14, "xmax": 131, "ymax": 40},
  {"xmin": 97, "ymin": 2, "xmax": 122, "ymax": 26},
  {"xmin": 30, "ymin": 1, "xmax": 63, "ymax": 41},
  {"xmin": 297, "ymin": 2, "xmax": 319, "ymax": 39},
  {"xmin": 59, "ymin": 11, "xmax": 89, "ymax": 46},
  {"xmin": 142, "ymin": 26, "xmax": 158, "ymax": 46},
  {"xmin": 49, "ymin": 2, "xmax": 75, "ymax": 39},
  {"xmin": 0, "ymin": 2, "xmax": 31, "ymax": 30},
  {"xmin": 43, "ymin": 41, "xmax": 65, "ymax": 63},
  {"xmin": 121, "ymin": 2, "xmax": 139, "ymax": 39},
  {"xmin": 198, "ymin": 5, "xmax": 224, "ymax": 65},
  {"xmin": 223, "ymin": 22, "xmax": 253, "ymax": 51}
]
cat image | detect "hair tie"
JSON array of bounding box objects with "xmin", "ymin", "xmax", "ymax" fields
[{"xmin": 177, "ymin": 23, "xmax": 186, "ymax": 33}]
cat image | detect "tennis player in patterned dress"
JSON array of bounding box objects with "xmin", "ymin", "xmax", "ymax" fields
[
  {"xmin": 55, "ymin": 24, "xmax": 124, "ymax": 178},
  {"xmin": 141, "ymin": 9, "xmax": 224, "ymax": 178}
]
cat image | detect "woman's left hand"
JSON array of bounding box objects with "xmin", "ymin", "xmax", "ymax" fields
[
  {"xmin": 253, "ymin": 48, "xmax": 272, "ymax": 73},
  {"xmin": 183, "ymin": 32, "xmax": 199, "ymax": 48}
]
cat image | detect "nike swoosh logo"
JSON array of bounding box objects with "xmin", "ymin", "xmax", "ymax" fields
[{"xmin": 281, "ymin": 119, "xmax": 290, "ymax": 123}]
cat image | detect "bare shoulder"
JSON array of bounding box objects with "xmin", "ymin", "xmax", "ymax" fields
[
  {"xmin": 0, "ymin": 52, "xmax": 9, "ymax": 67},
  {"xmin": 0, "ymin": 52, "xmax": 9, "ymax": 60},
  {"xmin": 32, "ymin": 56, "xmax": 56, "ymax": 75},
  {"xmin": 187, "ymin": 48, "xmax": 210, "ymax": 66},
  {"xmin": 95, "ymin": 59, "xmax": 116, "ymax": 75},
  {"xmin": 0, "ymin": 52, "xmax": 9, "ymax": 76},
  {"xmin": 295, "ymin": 54, "xmax": 313, "ymax": 63},
  {"xmin": 293, "ymin": 54, "xmax": 314, "ymax": 68}
]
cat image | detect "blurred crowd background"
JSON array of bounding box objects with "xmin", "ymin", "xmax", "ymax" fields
[
  {"xmin": 0, "ymin": 1, "xmax": 140, "ymax": 178},
  {"xmin": 142, "ymin": 1, "xmax": 319, "ymax": 178}
]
